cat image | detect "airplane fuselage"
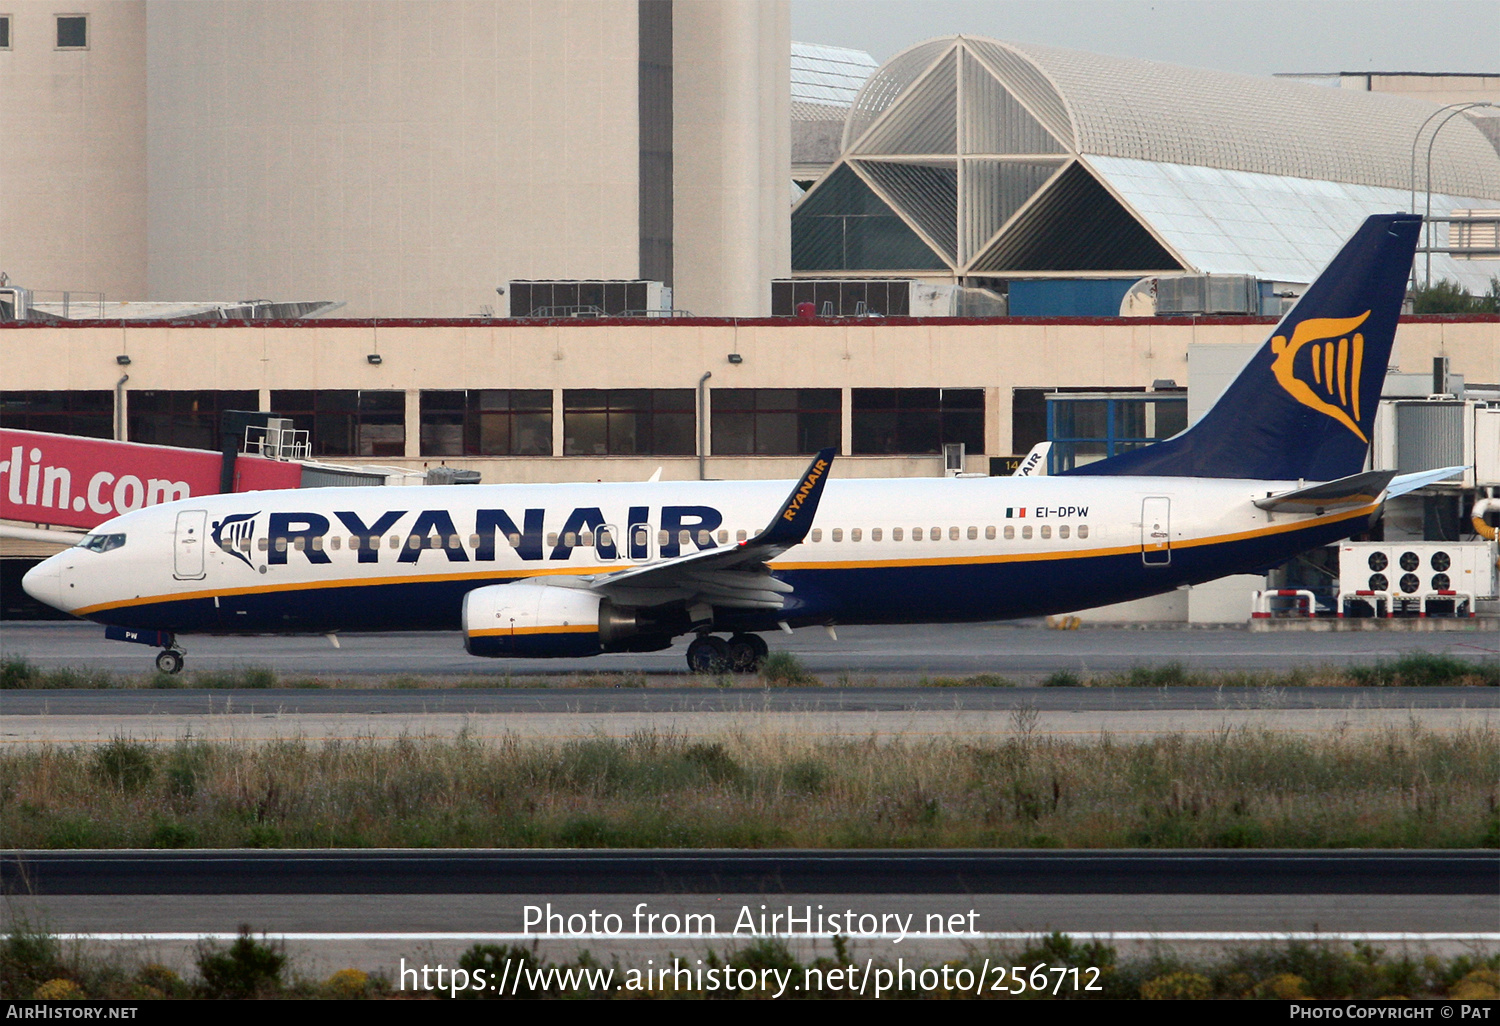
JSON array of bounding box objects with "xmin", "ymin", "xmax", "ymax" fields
[{"xmin": 28, "ymin": 474, "xmax": 1373, "ymax": 638}]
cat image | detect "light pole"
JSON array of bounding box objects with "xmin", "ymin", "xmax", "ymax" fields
[{"xmin": 1410, "ymin": 101, "xmax": 1494, "ymax": 289}]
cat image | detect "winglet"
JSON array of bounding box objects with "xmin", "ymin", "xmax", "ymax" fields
[{"xmin": 748, "ymin": 447, "xmax": 836, "ymax": 548}]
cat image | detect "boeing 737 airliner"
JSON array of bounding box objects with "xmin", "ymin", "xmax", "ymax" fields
[{"xmin": 24, "ymin": 214, "xmax": 1457, "ymax": 673}]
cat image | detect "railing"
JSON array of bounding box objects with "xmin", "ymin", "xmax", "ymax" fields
[
  {"xmin": 1251, "ymin": 588, "xmax": 1317, "ymax": 619},
  {"xmin": 29, "ymin": 290, "xmax": 106, "ymax": 319}
]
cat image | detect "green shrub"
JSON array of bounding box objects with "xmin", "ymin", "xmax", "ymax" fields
[
  {"xmin": 195, "ymin": 926, "xmax": 285, "ymax": 998},
  {"xmin": 91, "ymin": 738, "xmax": 154, "ymax": 791},
  {"xmin": 760, "ymin": 652, "xmax": 818, "ymax": 686}
]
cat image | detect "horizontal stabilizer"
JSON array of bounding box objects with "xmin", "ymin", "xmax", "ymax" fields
[
  {"xmin": 1384, "ymin": 465, "xmax": 1466, "ymax": 500},
  {"xmin": 1253, "ymin": 470, "xmax": 1396, "ymax": 513}
]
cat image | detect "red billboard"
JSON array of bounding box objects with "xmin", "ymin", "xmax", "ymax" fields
[{"xmin": 1, "ymin": 429, "xmax": 303, "ymax": 530}]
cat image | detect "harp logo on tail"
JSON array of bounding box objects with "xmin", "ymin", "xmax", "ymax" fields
[{"xmin": 1269, "ymin": 311, "xmax": 1372, "ymax": 443}]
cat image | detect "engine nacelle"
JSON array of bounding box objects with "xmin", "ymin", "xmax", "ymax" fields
[{"xmin": 462, "ymin": 581, "xmax": 636, "ymax": 658}]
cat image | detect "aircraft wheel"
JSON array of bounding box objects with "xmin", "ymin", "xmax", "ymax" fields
[
  {"xmin": 727, "ymin": 633, "xmax": 767, "ymax": 672},
  {"xmin": 155, "ymin": 649, "xmax": 184, "ymax": 675},
  {"xmin": 685, "ymin": 635, "xmax": 731, "ymax": 674}
]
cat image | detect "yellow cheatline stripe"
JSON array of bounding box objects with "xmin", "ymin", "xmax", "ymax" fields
[
  {"xmin": 72, "ymin": 504, "xmax": 1377, "ymax": 615},
  {"xmin": 467, "ymin": 624, "xmax": 597, "ymax": 637}
]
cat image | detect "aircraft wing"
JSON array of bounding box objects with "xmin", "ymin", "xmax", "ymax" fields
[{"xmin": 585, "ymin": 447, "xmax": 834, "ymax": 611}]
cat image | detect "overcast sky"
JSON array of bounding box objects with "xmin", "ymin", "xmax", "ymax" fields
[{"xmin": 791, "ymin": 0, "xmax": 1500, "ymax": 77}]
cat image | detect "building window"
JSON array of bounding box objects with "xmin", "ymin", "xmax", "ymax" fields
[
  {"xmin": 55, "ymin": 14, "xmax": 86, "ymax": 49},
  {"xmin": 127, "ymin": 391, "xmax": 258, "ymax": 450},
  {"xmin": 563, "ymin": 389, "xmax": 694, "ymax": 456},
  {"xmin": 851, "ymin": 388, "xmax": 984, "ymax": 455},
  {"xmin": 270, "ymin": 390, "xmax": 406, "ymax": 457},
  {"xmin": 420, "ymin": 390, "xmax": 552, "ymax": 456},
  {"xmin": 1047, "ymin": 392, "xmax": 1187, "ymax": 472},
  {"xmin": 0, "ymin": 16, "xmax": 12, "ymax": 49},
  {"xmin": 711, "ymin": 388, "xmax": 839, "ymax": 455},
  {"xmin": 1, "ymin": 391, "xmax": 113, "ymax": 438}
]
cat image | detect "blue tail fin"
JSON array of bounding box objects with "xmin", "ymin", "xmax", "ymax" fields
[{"xmin": 1066, "ymin": 213, "xmax": 1421, "ymax": 481}]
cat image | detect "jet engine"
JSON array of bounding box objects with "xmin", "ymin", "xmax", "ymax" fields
[{"xmin": 462, "ymin": 581, "xmax": 663, "ymax": 657}]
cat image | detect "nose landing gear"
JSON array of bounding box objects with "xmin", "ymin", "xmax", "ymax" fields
[{"xmin": 685, "ymin": 633, "xmax": 769, "ymax": 674}]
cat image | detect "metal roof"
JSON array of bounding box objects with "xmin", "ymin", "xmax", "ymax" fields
[
  {"xmin": 842, "ymin": 36, "xmax": 1500, "ymax": 198},
  {"xmin": 791, "ymin": 42, "xmax": 879, "ymax": 110},
  {"xmin": 795, "ymin": 35, "xmax": 1500, "ymax": 282}
]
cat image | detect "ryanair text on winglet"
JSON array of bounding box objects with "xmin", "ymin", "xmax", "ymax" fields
[{"xmin": 782, "ymin": 459, "xmax": 828, "ymax": 522}]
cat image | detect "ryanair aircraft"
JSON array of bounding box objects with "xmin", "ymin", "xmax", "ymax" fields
[{"xmin": 24, "ymin": 214, "xmax": 1458, "ymax": 674}]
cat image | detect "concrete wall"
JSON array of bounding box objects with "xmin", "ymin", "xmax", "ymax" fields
[
  {"xmin": 145, "ymin": 0, "xmax": 641, "ymax": 318},
  {"xmin": 0, "ymin": 0, "xmax": 147, "ymax": 300},
  {"xmin": 672, "ymin": 0, "xmax": 790, "ymax": 316}
]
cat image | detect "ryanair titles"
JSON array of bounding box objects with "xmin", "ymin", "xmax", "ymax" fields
[{"xmin": 217, "ymin": 505, "xmax": 724, "ymax": 568}]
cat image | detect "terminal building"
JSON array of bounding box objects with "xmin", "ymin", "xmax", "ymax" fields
[{"xmin": 3, "ymin": 4, "xmax": 1498, "ymax": 622}]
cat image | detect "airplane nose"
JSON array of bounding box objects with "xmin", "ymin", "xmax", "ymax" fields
[{"xmin": 21, "ymin": 556, "xmax": 64, "ymax": 612}]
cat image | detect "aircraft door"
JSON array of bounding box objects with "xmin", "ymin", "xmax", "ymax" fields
[
  {"xmin": 174, "ymin": 510, "xmax": 209, "ymax": 580},
  {"xmin": 627, "ymin": 521, "xmax": 654, "ymax": 563},
  {"xmin": 1141, "ymin": 497, "xmax": 1171, "ymax": 566}
]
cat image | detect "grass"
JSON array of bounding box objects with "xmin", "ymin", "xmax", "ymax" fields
[
  {"xmin": 2, "ymin": 921, "xmax": 1495, "ymax": 1000},
  {"xmin": 1, "ymin": 724, "xmax": 1494, "ymax": 849},
  {"xmin": 3, "ymin": 651, "xmax": 1493, "ymax": 689}
]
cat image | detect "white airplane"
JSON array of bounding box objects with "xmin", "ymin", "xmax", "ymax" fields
[{"xmin": 24, "ymin": 214, "xmax": 1457, "ymax": 674}]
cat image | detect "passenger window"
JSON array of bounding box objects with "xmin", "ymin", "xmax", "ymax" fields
[
  {"xmin": 950, "ymin": 527, "xmax": 960, "ymax": 541},
  {"xmin": 811, "ymin": 529, "xmax": 822, "ymax": 542},
  {"xmin": 579, "ymin": 531, "xmax": 593, "ymax": 547},
  {"xmin": 328, "ymin": 536, "xmax": 339, "ymax": 551},
  {"xmin": 893, "ymin": 528, "xmax": 903, "ymax": 541},
  {"xmin": 967, "ymin": 526, "xmax": 977, "ymax": 540},
  {"xmin": 1004, "ymin": 525, "xmax": 1015, "ymax": 540},
  {"xmin": 507, "ymin": 533, "xmax": 521, "ymax": 547},
  {"xmin": 912, "ymin": 527, "xmax": 923, "ymax": 541},
  {"xmin": 932, "ymin": 527, "xmax": 941, "ymax": 542},
  {"xmin": 547, "ymin": 532, "xmax": 559, "ymax": 547},
  {"xmin": 563, "ymin": 532, "xmax": 577, "ymax": 547},
  {"xmin": 409, "ymin": 536, "xmax": 423, "ymax": 550},
  {"xmin": 1040, "ymin": 525, "xmax": 1051, "ymax": 539},
  {"xmin": 311, "ymin": 536, "xmax": 324, "ymax": 551},
  {"xmin": 1079, "ymin": 525, "xmax": 1090, "ymax": 539},
  {"xmin": 258, "ymin": 537, "xmax": 270, "ymax": 552},
  {"xmin": 658, "ymin": 530, "xmax": 669, "ymax": 545},
  {"xmin": 239, "ymin": 537, "xmax": 252, "ymax": 552},
  {"xmin": 1059, "ymin": 525, "xmax": 1070, "ymax": 539},
  {"xmin": 832, "ymin": 528, "xmax": 843, "ymax": 542},
  {"xmin": 985, "ymin": 526, "xmax": 995, "ymax": 540},
  {"xmin": 597, "ymin": 528, "xmax": 613, "ymax": 548},
  {"xmin": 1021, "ymin": 525, "xmax": 1033, "ymax": 539},
  {"xmin": 389, "ymin": 535, "xmax": 400, "ymax": 548},
  {"xmin": 851, "ymin": 528, "xmax": 861, "ymax": 542},
  {"xmin": 679, "ymin": 529, "xmax": 691, "ymax": 546},
  {"xmin": 872, "ymin": 528, "xmax": 882, "ymax": 541},
  {"xmin": 697, "ymin": 529, "xmax": 710, "ymax": 546},
  {"xmin": 469, "ymin": 534, "xmax": 480, "ymax": 548},
  {"xmin": 449, "ymin": 535, "xmax": 461, "ymax": 548},
  {"xmin": 717, "ymin": 530, "xmax": 728, "ymax": 544},
  {"xmin": 292, "ymin": 537, "xmax": 305, "ymax": 551},
  {"xmin": 275, "ymin": 538, "xmax": 288, "ymax": 553},
  {"xmin": 736, "ymin": 529, "xmax": 747, "ymax": 542}
]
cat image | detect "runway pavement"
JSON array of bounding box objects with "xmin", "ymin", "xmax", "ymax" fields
[{"xmin": 5, "ymin": 619, "xmax": 1498, "ymax": 681}]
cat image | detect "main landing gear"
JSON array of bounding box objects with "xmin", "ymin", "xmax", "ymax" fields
[{"xmin": 686, "ymin": 633, "xmax": 769, "ymax": 673}]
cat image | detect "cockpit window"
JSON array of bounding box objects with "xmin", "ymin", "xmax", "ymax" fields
[{"xmin": 77, "ymin": 533, "xmax": 126, "ymax": 553}]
